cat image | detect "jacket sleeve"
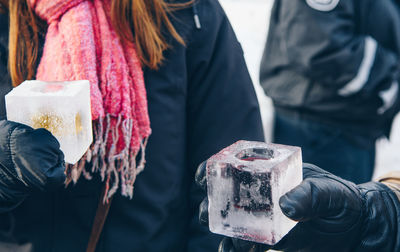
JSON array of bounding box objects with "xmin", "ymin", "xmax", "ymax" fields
[
  {"xmin": 378, "ymin": 171, "xmax": 400, "ymax": 201},
  {"xmin": 280, "ymin": 0, "xmax": 400, "ymax": 105},
  {"xmin": 185, "ymin": 1, "xmax": 265, "ymax": 251},
  {"xmin": 0, "ymin": 120, "xmax": 66, "ymax": 213}
]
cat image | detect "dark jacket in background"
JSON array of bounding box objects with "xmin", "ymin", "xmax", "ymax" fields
[
  {"xmin": 0, "ymin": 0, "xmax": 265, "ymax": 251},
  {"xmin": 260, "ymin": 0, "xmax": 400, "ymax": 141}
]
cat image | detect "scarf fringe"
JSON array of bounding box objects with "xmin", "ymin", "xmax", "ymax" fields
[{"xmin": 65, "ymin": 114, "xmax": 148, "ymax": 203}]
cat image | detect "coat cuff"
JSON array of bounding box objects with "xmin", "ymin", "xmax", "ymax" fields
[{"xmin": 377, "ymin": 171, "xmax": 400, "ymax": 201}]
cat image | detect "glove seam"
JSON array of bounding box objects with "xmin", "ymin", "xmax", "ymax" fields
[
  {"xmin": 1, "ymin": 124, "xmax": 24, "ymax": 184},
  {"xmin": 307, "ymin": 174, "xmax": 363, "ymax": 213},
  {"xmin": 356, "ymin": 184, "xmax": 399, "ymax": 251},
  {"xmin": 9, "ymin": 125, "xmax": 31, "ymax": 187},
  {"xmin": 307, "ymin": 172, "xmax": 365, "ymax": 236}
]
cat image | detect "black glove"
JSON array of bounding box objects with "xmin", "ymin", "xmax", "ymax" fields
[
  {"xmin": 196, "ymin": 162, "xmax": 400, "ymax": 252},
  {"xmin": 0, "ymin": 120, "xmax": 65, "ymax": 212}
]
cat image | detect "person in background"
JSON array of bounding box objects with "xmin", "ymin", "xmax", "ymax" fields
[
  {"xmin": 196, "ymin": 161, "xmax": 400, "ymax": 252},
  {"xmin": 260, "ymin": 0, "xmax": 400, "ymax": 184},
  {"xmin": 0, "ymin": 0, "xmax": 264, "ymax": 251}
]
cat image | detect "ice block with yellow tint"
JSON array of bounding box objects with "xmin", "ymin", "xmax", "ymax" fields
[{"xmin": 5, "ymin": 80, "xmax": 92, "ymax": 164}]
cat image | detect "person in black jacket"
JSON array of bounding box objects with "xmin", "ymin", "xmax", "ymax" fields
[
  {"xmin": 0, "ymin": 0, "xmax": 264, "ymax": 251},
  {"xmin": 260, "ymin": 0, "xmax": 400, "ymax": 184}
]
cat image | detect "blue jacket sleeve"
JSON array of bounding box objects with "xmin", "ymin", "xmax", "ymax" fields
[{"xmin": 185, "ymin": 0, "xmax": 265, "ymax": 251}]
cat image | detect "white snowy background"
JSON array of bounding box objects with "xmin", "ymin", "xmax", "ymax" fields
[{"xmin": 220, "ymin": 0, "xmax": 400, "ymax": 178}]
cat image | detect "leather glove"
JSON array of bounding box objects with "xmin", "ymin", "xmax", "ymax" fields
[
  {"xmin": 196, "ymin": 161, "xmax": 400, "ymax": 252},
  {"xmin": 0, "ymin": 120, "xmax": 65, "ymax": 212}
]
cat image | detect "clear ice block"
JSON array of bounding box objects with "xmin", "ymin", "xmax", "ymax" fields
[
  {"xmin": 206, "ymin": 140, "xmax": 302, "ymax": 245},
  {"xmin": 5, "ymin": 80, "xmax": 93, "ymax": 164}
]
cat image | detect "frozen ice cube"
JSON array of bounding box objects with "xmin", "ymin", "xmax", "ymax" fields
[
  {"xmin": 5, "ymin": 80, "xmax": 93, "ymax": 164},
  {"xmin": 206, "ymin": 140, "xmax": 302, "ymax": 245}
]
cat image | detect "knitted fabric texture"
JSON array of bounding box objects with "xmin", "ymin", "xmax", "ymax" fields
[{"xmin": 30, "ymin": 0, "xmax": 151, "ymax": 201}]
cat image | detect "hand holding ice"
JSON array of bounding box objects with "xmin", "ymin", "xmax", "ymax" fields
[
  {"xmin": 206, "ymin": 140, "xmax": 302, "ymax": 245},
  {"xmin": 5, "ymin": 80, "xmax": 93, "ymax": 164}
]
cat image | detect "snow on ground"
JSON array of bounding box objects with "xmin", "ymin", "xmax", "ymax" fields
[{"xmin": 220, "ymin": 0, "xmax": 400, "ymax": 178}]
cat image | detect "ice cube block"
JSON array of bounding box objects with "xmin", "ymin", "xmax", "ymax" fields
[
  {"xmin": 206, "ymin": 140, "xmax": 302, "ymax": 245},
  {"xmin": 5, "ymin": 80, "xmax": 93, "ymax": 164}
]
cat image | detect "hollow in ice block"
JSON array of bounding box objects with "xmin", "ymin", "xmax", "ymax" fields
[
  {"xmin": 206, "ymin": 140, "xmax": 302, "ymax": 245},
  {"xmin": 5, "ymin": 80, "xmax": 93, "ymax": 164}
]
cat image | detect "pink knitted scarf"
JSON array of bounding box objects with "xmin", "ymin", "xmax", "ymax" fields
[{"xmin": 30, "ymin": 0, "xmax": 151, "ymax": 200}]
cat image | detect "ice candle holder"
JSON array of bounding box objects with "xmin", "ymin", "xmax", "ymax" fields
[
  {"xmin": 206, "ymin": 140, "xmax": 302, "ymax": 245},
  {"xmin": 5, "ymin": 80, "xmax": 93, "ymax": 164}
]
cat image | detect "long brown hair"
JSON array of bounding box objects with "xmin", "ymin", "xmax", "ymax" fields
[{"xmin": 0, "ymin": 0, "xmax": 187, "ymax": 86}]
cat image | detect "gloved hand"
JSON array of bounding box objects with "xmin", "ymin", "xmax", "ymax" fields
[
  {"xmin": 0, "ymin": 120, "xmax": 65, "ymax": 212},
  {"xmin": 196, "ymin": 161, "xmax": 400, "ymax": 252}
]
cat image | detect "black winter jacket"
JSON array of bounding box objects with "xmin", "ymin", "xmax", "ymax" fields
[
  {"xmin": 0, "ymin": 1, "xmax": 264, "ymax": 251},
  {"xmin": 260, "ymin": 0, "xmax": 400, "ymax": 141}
]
